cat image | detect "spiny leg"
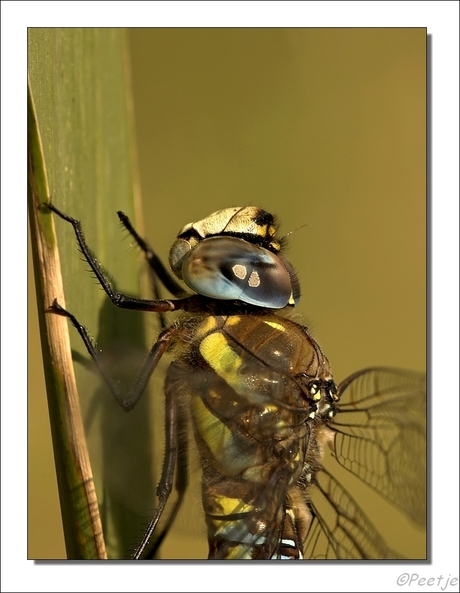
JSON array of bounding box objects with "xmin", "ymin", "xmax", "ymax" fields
[
  {"xmin": 46, "ymin": 202, "xmax": 183, "ymax": 314},
  {"xmin": 144, "ymin": 370, "xmax": 190, "ymax": 559},
  {"xmin": 47, "ymin": 202, "xmax": 196, "ymax": 556},
  {"xmin": 50, "ymin": 300, "xmax": 186, "ymax": 557},
  {"xmin": 117, "ymin": 211, "xmax": 187, "ymax": 299},
  {"xmin": 116, "ymin": 210, "xmax": 185, "ymax": 330},
  {"xmin": 49, "ymin": 300, "xmax": 176, "ymax": 411},
  {"xmin": 131, "ymin": 363, "xmax": 185, "ymax": 559},
  {"xmin": 117, "ymin": 211, "xmax": 194, "ymax": 559}
]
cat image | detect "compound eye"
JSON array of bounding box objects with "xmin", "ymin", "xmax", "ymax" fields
[
  {"xmin": 169, "ymin": 238, "xmax": 193, "ymax": 278},
  {"xmin": 180, "ymin": 236, "xmax": 294, "ymax": 309}
]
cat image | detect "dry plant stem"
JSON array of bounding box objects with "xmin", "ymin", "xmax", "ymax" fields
[{"xmin": 28, "ymin": 86, "xmax": 107, "ymax": 560}]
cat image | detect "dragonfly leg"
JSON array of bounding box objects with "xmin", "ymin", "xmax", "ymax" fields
[
  {"xmin": 131, "ymin": 362, "xmax": 185, "ymax": 559},
  {"xmin": 144, "ymin": 379, "xmax": 189, "ymax": 559},
  {"xmin": 49, "ymin": 299, "xmax": 176, "ymax": 411},
  {"xmin": 46, "ymin": 202, "xmax": 185, "ymax": 314},
  {"xmin": 117, "ymin": 211, "xmax": 187, "ymax": 299}
]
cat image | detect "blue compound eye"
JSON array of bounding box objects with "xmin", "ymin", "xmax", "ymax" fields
[{"xmin": 180, "ymin": 236, "xmax": 294, "ymax": 309}]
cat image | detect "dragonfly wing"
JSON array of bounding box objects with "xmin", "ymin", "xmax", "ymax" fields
[
  {"xmin": 304, "ymin": 467, "xmax": 402, "ymax": 559},
  {"xmin": 332, "ymin": 367, "xmax": 426, "ymax": 525}
]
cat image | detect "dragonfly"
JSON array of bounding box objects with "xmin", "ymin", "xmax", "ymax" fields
[{"xmin": 46, "ymin": 203, "xmax": 426, "ymax": 560}]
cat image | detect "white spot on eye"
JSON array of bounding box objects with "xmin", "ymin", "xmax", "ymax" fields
[
  {"xmin": 248, "ymin": 270, "xmax": 260, "ymax": 287},
  {"xmin": 232, "ymin": 264, "xmax": 247, "ymax": 280},
  {"xmin": 309, "ymin": 411, "xmax": 316, "ymax": 419}
]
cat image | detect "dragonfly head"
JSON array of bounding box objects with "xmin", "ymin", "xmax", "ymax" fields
[{"xmin": 169, "ymin": 206, "xmax": 301, "ymax": 309}]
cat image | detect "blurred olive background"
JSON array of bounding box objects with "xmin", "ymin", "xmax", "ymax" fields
[{"xmin": 28, "ymin": 28, "xmax": 426, "ymax": 559}]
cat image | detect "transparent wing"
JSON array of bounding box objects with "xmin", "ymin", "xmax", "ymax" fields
[
  {"xmin": 304, "ymin": 367, "xmax": 426, "ymax": 559},
  {"xmin": 305, "ymin": 468, "xmax": 401, "ymax": 559},
  {"xmin": 333, "ymin": 367, "xmax": 426, "ymax": 525},
  {"xmin": 174, "ymin": 367, "xmax": 426, "ymax": 560}
]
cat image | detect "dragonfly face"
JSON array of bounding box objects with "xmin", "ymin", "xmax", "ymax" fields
[
  {"xmin": 169, "ymin": 206, "xmax": 300, "ymax": 308},
  {"xmin": 47, "ymin": 203, "xmax": 426, "ymax": 560}
]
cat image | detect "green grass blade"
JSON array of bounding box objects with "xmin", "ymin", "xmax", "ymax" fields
[
  {"xmin": 28, "ymin": 80, "xmax": 107, "ymax": 560},
  {"xmin": 28, "ymin": 28, "xmax": 154, "ymax": 559}
]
